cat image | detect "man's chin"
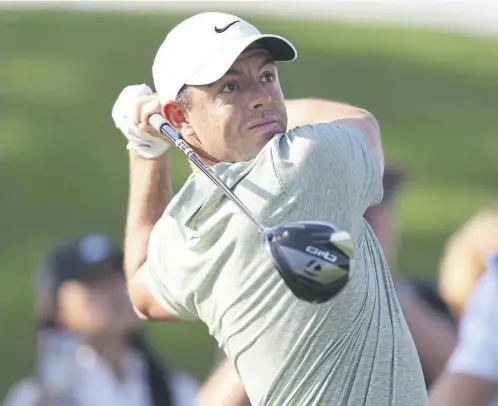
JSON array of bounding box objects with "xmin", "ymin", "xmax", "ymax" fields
[{"xmin": 250, "ymin": 131, "xmax": 280, "ymax": 157}]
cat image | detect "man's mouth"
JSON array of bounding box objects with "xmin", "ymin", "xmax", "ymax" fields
[{"xmin": 248, "ymin": 118, "xmax": 279, "ymax": 130}]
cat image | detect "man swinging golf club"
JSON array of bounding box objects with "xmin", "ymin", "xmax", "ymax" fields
[{"xmin": 111, "ymin": 11, "xmax": 427, "ymax": 406}]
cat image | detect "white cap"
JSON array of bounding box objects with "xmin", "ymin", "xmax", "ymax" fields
[{"xmin": 152, "ymin": 12, "xmax": 297, "ymax": 103}]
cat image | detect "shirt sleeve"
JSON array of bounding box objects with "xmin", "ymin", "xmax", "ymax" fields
[
  {"xmin": 273, "ymin": 123, "xmax": 383, "ymax": 225},
  {"xmin": 142, "ymin": 216, "xmax": 199, "ymax": 321},
  {"xmin": 447, "ymin": 252, "xmax": 498, "ymax": 381}
]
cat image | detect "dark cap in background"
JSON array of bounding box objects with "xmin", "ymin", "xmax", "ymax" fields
[
  {"xmin": 381, "ymin": 164, "xmax": 408, "ymax": 205},
  {"xmin": 34, "ymin": 234, "xmax": 124, "ymax": 324}
]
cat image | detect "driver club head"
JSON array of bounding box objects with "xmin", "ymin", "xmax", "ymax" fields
[{"xmin": 264, "ymin": 221, "xmax": 354, "ymax": 303}]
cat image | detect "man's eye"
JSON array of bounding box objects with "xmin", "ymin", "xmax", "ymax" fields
[
  {"xmin": 261, "ymin": 72, "xmax": 275, "ymax": 82},
  {"xmin": 220, "ymin": 82, "xmax": 238, "ymax": 93}
]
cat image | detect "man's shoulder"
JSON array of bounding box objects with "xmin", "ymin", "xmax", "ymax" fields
[
  {"xmin": 273, "ymin": 122, "xmax": 367, "ymax": 162},
  {"xmin": 285, "ymin": 121, "xmax": 364, "ymax": 139},
  {"xmin": 269, "ymin": 122, "xmax": 366, "ymax": 181}
]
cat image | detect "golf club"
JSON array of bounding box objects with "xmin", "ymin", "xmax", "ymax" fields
[{"xmin": 149, "ymin": 114, "xmax": 354, "ymax": 303}]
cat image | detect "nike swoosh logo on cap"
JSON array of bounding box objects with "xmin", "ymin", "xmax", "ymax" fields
[{"xmin": 214, "ymin": 20, "xmax": 240, "ymax": 33}]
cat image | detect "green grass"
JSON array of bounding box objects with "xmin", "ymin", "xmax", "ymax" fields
[{"xmin": 1, "ymin": 9, "xmax": 498, "ymax": 396}]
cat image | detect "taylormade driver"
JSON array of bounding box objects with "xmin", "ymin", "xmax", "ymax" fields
[{"xmin": 149, "ymin": 114, "xmax": 354, "ymax": 303}]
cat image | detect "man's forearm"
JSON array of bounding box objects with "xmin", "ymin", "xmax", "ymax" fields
[
  {"xmin": 197, "ymin": 359, "xmax": 250, "ymax": 406},
  {"xmin": 285, "ymin": 98, "xmax": 373, "ymax": 130},
  {"xmin": 285, "ymin": 98, "xmax": 384, "ymax": 173},
  {"xmin": 124, "ymin": 151, "xmax": 173, "ymax": 281}
]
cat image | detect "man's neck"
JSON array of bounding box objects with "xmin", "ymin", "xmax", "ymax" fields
[
  {"xmin": 192, "ymin": 145, "xmax": 220, "ymax": 167},
  {"xmin": 182, "ymin": 135, "xmax": 221, "ymax": 167}
]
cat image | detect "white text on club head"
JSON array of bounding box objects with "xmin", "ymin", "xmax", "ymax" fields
[{"xmin": 305, "ymin": 246, "xmax": 338, "ymax": 263}]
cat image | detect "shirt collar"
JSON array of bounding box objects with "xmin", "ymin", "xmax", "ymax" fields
[{"xmin": 167, "ymin": 157, "xmax": 258, "ymax": 226}]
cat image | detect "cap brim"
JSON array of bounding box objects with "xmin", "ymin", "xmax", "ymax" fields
[{"xmin": 186, "ymin": 34, "xmax": 297, "ymax": 87}]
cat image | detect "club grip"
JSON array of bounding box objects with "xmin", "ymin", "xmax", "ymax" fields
[
  {"xmin": 149, "ymin": 113, "xmax": 181, "ymax": 144},
  {"xmin": 149, "ymin": 113, "xmax": 167, "ymax": 133}
]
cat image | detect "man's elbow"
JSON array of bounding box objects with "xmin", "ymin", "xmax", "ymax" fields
[
  {"xmin": 128, "ymin": 285, "xmax": 155, "ymax": 321},
  {"xmin": 358, "ymin": 111, "xmax": 384, "ymax": 174},
  {"xmin": 127, "ymin": 277, "xmax": 162, "ymax": 321},
  {"xmin": 354, "ymin": 109, "xmax": 380, "ymax": 141},
  {"xmin": 363, "ymin": 110, "xmax": 380, "ymax": 133},
  {"xmin": 130, "ymin": 295, "xmax": 183, "ymax": 323},
  {"xmin": 128, "ymin": 283, "xmax": 186, "ymax": 323},
  {"xmin": 133, "ymin": 304, "xmax": 151, "ymax": 321}
]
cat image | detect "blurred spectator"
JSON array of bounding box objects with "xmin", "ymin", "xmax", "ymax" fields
[
  {"xmin": 438, "ymin": 206, "xmax": 498, "ymax": 320},
  {"xmin": 429, "ymin": 252, "xmax": 498, "ymax": 405},
  {"xmin": 2, "ymin": 234, "xmax": 198, "ymax": 406},
  {"xmin": 399, "ymin": 205, "xmax": 498, "ymax": 403},
  {"xmin": 396, "ymin": 281, "xmax": 457, "ymax": 388},
  {"xmin": 364, "ymin": 164, "xmax": 406, "ymax": 272},
  {"xmin": 424, "ymin": 206, "xmax": 498, "ymax": 405}
]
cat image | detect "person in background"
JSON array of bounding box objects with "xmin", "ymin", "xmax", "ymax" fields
[
  {"xmin": 2, "ymin": 234, "xmax": 198, "ymax": 406},
  {"xmin": 429, "ymin": 251, "xmax": 498, "ymax": 406},
  {"xmin": 437, "ymin": 206, "xmax": 498, "ymax": 321},
  {"xmin": 407, "ymin": 206, "xmax": 498, "ymax": 393},
  {"xmin": 363, "ymin": 164, "xmax": 406, "ymax": 272},
  {"xmin": 426, "ymin": 206, "xmax": 498, "ymax": 405}
]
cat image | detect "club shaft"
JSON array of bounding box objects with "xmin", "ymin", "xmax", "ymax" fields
[{"xmin": 149, "ymin": 114, "xmax": 265, "ymax": 232}]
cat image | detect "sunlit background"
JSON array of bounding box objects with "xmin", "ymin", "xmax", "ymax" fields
[{"xmin": 2, "ymin": 0, "xmax": 498, "ymax": 397}]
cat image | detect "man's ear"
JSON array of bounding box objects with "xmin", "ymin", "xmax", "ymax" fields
[{"xmin": 162, "ymin": 102, "xmax": 195, "ymax": 138}]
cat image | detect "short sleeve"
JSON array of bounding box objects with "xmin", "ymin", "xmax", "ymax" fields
[
  {"xmin": 273, "ymin": 123, "xmax": 383, "ymax": 221},
  {"xmin": 142, "ymin": 216, "xmax": 199, "ymax": 321},
  {"xmin": 447, "ymin": 253, "xmax": 498, "ymax": 381}
]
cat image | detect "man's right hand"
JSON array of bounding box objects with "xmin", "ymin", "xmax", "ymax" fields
[{"xmin": 111, "ymin": 84, "xmax": 171, "ymax": 159}]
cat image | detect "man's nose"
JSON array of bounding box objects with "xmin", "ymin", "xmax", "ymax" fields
[{"xmin": 249, "ymin": 84, "xmax": 272, "ymax": 110}]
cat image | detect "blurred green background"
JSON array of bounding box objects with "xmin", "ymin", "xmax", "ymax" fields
[{"xmin": 1, "ymin": 8, "xmax": 498, "ymax": 396}]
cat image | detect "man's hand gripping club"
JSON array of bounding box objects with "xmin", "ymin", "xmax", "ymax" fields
[{"xmin": 112, "ymin": 84, "xmax": 171, "ymax": 159}]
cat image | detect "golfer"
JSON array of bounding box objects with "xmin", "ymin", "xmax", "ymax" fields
[{"xmin": 111, "ymin": 12, "xmax": 427, "ymax": 406}]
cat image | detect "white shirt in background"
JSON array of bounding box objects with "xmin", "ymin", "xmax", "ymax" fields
[
  {"xmin": 447, "ymin": 252, "xmax": 498, "ymax": 405},
  {"xmin": 2, "ymin": 344, "xmax": 198, "ymax": 406}
]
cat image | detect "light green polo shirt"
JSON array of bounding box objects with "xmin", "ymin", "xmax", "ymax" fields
[{"xmin": 144, "ymin": 123, "xmax": 428, "ymax": 405}]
